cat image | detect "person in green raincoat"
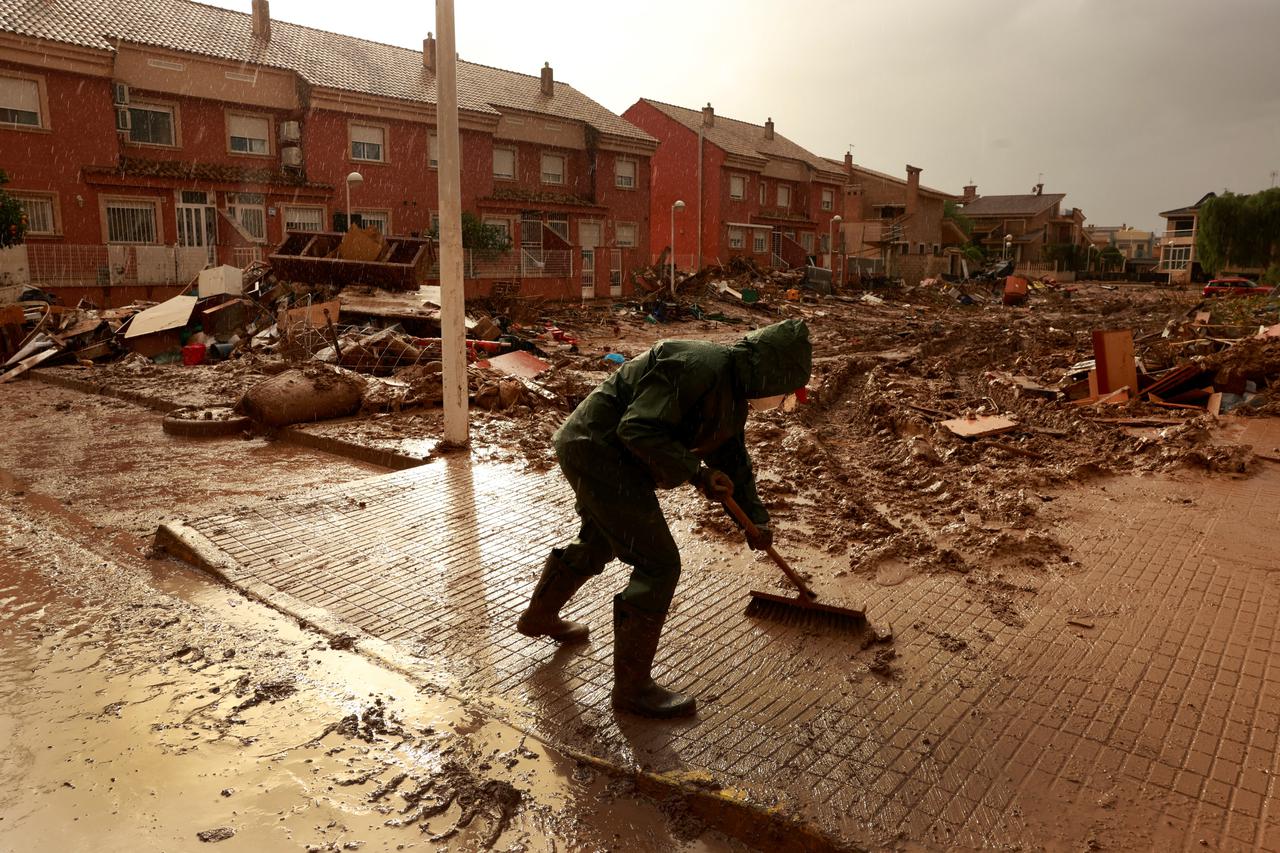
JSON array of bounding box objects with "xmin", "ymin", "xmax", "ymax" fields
[{"xmin": 517, "ymin": 319, "xmax": 812, "ymax": 718}]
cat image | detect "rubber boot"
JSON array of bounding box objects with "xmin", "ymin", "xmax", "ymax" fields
[
  {"xmin": 611, "ymin": 596, "xmax": 696, "ymax": 718},
  {"xmin": 516, "ymin": 551, "xmax": 590, "ymax": 644}
]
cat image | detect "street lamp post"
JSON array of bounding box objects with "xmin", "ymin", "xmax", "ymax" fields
[
  {"xmin": 344, "ymin": 171, "xmax": 364, "ymax": 230},
  {"xmin": 829, "ymin": 215, "xmax": 842, "ymax": 282},
  {"xmin": 670, "ymin": 199, "xmax": 685, "ymax": 298}
]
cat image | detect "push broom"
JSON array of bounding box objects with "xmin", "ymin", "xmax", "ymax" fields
[{"xmin": 721, "ymin": 493, "xmax": 870, "ymax": 633}]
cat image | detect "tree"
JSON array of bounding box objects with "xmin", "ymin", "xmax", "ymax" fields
[
  {"xmin": 429, "ymin": 212, "xmax": 513, "ymax": 259},
  {"xmin": 0, "ymin": 170, "xmax": 27, "ymax": 249},
  {"xmin": 1100, "ymin": 245, "xmax": 1124, "ymax": 272},
  {"xmin": 943, "ymin": 199, "xmax": 972, "ymax": 237},
  {"xmin": 1196, "ymin": 188, "xmax": 1280, "ymax": 274}
]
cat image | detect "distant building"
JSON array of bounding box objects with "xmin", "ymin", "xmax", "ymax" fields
[
  {"xmin": 958, "ymin": 184, "xmax": 1089, "ymax": 265},
  {"xmin": 1085, "ymin": 225, "xmax": 1156, "ymax": 260},
  {"xmin": 1157, "ymin": 193, "xmax": 1216, "ymax": 284},
  {"xmin": 825, "ymin": 154, "xmax": 963, "ymax": 283},
  {"xmin": 622, "ymin": 99, "xmax": 845, "ymax": 271}
]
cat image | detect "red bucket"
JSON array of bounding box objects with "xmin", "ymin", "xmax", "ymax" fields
[{"xmin": 181, "ymin": 343, "xmax": 207, "ymax": 365}]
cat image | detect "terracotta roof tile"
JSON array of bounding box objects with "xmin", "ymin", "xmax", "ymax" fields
[
  {"xmin": 960, "ymin": 193, "xmax": 1065, "ymax": 217},
  {"xmin": 0, "ymin": 0, "xmax": 654, "ymax": 143},
  {"xmin": 640, "ymin": 99, "xmax": 843, "ymax": 181},
  {"xmin": 84, "ymin": 155, "xmax": 330, "ymax": 187}
]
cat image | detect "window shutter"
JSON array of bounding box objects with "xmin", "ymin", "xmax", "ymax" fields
[
  {"xmin": 0, "ymin": 77, "xmax": 39, "ymax": 113},
  {"xmin": 493, "ymin": 148, "xmax": 515, "ymax": 177},
  {"xmin": 351, "ymin": 125, "xmax": 383, "ymax": 145},
  {"xmin": 229, "ymin": 114, "xmax": 268, "ymax": 140}
]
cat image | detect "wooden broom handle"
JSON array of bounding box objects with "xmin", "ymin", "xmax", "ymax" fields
[{"xmin": 720, "ymin": 494, "xmax": 817, "ymax": 599}]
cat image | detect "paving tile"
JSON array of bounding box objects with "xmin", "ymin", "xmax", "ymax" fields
[{"xmin": 168, "ymin": 423, "xmax": 1280, "ymax": 849}]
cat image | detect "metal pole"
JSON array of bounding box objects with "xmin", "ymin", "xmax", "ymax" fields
[
  {"xmin": 670, "ymin": 206, "xmax": 675, "ymax": 295},
  {"xmin": 345, "ymin": 180, "xmax": 350, "ymax": 229},
  {"xmin": 436, "ymin": 0, "xmax": 468, "ymax": 446}
]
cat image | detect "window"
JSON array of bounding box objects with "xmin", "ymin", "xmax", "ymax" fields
[
  {"xmin": 615, "ymin": 158, "xmax": 637, "ymax": 189},
  {"xmin": 801, "ymin": 232, "xmax": 814, "ymax": 252},
  {"xmin": 353, "ymin": 210, "xmax": 389, "ymax": 234},
  {"xmin": 776, "ymin": 184, "xmax": 791, "ymax": 208},
  {"xmin": 227, "ymin": 193, "xmax": 266, "ymax": 240},
  {"xmin": 821, "ymin": 188, "xmax": 834, "ymax": 211},
  {"xmin": 129, "ymin": 103, "xmax": 176, "ymax": 146},
  {"xmin": 483, "ymin": 217, "xmax": 512, "ymax": 241},
  {"xmin": 0, "ymin": 75, "xmax": 42, "ymax": 127},
  {"xmin": 759, "ymin": 182, "xmax": 766, "ymax": 205},
  {"xmin": 15, "ymin": 195, "xmax": 56, "ymax": 235},
  {"xmin": 821, "ymin": 233, "xmax": 830, "ymax": 253},
  {"xmin": 493, "ymin": 147, "xmax": 516, "ymax": 180},
  {"xmin": 753, "ymin": 231, "xmax": 767, "ymax": 253},
  {"xmin": 429, "ymin": 133, "xmax": 439, "ymax": 169},
  {"xmin": 932, "ymin": 243, "xmax": 941, "ymax": 255},
  {"xmin": 284, "ymin": 206, "xmax": 324, "ymax": 232},
  {"xmin": 918, "ymin": 242, "xmax": 926, "ymax": 254},
  {"xmin": 105, "ymin": 200, "xmax": 159, "ymax": 244},
  {"xmin": 350, "ymin": 124, "xmax": 385, "ymax": 162},
  {"xmin": 547, "ymin": 218, "xmax": 569, "ymax": 242},
  {"xmin": 615, "ymin": 222, "xmax": 636, "ymax": 247},
  {"xmin": 728, "ymin": 227, "xmax": 744, "ymax": 249},
  {"xmin": 730, "ymin": 175, "xmax": 746, "ymax": 200},
  {"xmin": 1162, "ymin": 245, "xmax": 1190, "ymax": 270},
  {"xmin": 541, "ymin": 152, "xmax": 565, "ymax": 185},
  {"xmin": 228, "ymin": 113, "xmax": 269, "ymax": 155}
]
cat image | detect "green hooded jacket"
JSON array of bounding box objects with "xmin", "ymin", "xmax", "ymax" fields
[{"xmin": 554, "ymin": 319, "xmax": 811, "ymax": 526}]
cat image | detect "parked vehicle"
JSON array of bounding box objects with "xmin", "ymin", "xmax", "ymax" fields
[{"xmin": 1202, "ymin": 277, "xmax": 1274, "ymax": 297}]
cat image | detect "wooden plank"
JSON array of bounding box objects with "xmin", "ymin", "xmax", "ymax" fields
[
  {"xmin": 1092, "ymin": 329, "xmax": 1138, "ymax": 395},
  {"xmin": 1207, "ymin": 392, "xmax": 1223, "ymax": 416},
  {"xmin": 0, "ymin": 346, "xmax": 58, "ymax": 383},
  {"xmin": 1141, "ymin": 363, "xmax": 1203, "ymax": 400},
  {"xmin": 941, "ymin": 414, "xmax": 1018, "ymax": 439},
  {"xmin": 1093, "ymin": 386, "xmax": 1130, "ymax": 406}
]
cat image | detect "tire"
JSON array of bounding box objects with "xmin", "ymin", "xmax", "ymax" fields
[{"xmin": 162, "ymin": 406, "xmax": 251, "ymax": 438}]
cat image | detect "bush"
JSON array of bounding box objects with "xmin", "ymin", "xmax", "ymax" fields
[{"xmin": 0, "ymin": 170, "xmax": 27, "ymax": 248}]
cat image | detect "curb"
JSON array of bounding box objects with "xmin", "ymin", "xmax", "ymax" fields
[
  {"xmin": 154, "ymin": 519, "xmax": 867, "ymax": 853},
  {"xmin": 26, "ymin": 369, "xmax": 429, "ymax": 471}
]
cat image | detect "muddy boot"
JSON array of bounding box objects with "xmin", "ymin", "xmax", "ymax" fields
[
  {"xmin": 611, "ymin": 597, "xmax": 696, "ymax": 718},
  {"xmin": 516, "ymin": 551, "xmax": 590, "ymax": 644}
]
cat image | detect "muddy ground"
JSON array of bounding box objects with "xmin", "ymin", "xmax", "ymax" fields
[
  {"xmin": 37, "ymin": 280, "xmax": 1279, "ymax": 631},
  {"xmin": 0, "ymin": 383, "xmax": 747, "ymax": 852}
]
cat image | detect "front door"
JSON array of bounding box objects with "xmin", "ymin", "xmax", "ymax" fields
[
  {"xmin": 579, "ymin": 221, "xmax": 601, "ymax": 299},
  {"xmin": 176, "ymin": 190, "xmax": 217, "ymax": 264}
]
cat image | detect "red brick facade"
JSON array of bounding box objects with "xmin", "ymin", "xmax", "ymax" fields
[
  {"xmin": 0, "ymin": 3, "xmax": 655, "ymax": 304},
  {"xmin": 623, "ymin": 100, "xmax": 845, "ymax": 271}
]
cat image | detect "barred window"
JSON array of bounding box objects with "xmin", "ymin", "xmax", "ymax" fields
[
  {"xmin": 17, "ymin": 196, "xmax": 56, "ymax": 235},
  {"xmin": 106, "ymin": 201, "xmax": 158, "ymax": 244}
]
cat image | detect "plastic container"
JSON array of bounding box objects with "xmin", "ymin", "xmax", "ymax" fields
[{"xmin": 181, "ymin": 343, "xmax": 207, "ymax": 365}]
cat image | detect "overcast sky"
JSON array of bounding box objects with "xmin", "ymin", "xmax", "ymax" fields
[{"xmin": 211, "ymin": 0, "xmax": 1280, "ymax": 231}]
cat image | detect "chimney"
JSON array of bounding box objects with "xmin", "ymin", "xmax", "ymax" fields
[
  {"xmin": 423, "ymin": 32, "xmax": 436, "ymax": 71},
  {"xmin": 905, "ymin": 165, "xmax": 921, "ymax": 217},
  {"xmin": 540, "ymin": 62, "xmax": 553, "ymax": 96},
  {"xmin": 701, "ymin": 103, "xmax": 714, "ymax": 128},
  {"xmin": 1033, "ymin": 182, "xmax": 1044, "ymax": 196},
  {"xmin": 764, "ymin": 117, "xmax": 774, "ymax": 140},
  {"xmin": 252, "ymin": 0, "xmax": 270, "ymax": 42},
  {"xmin": 843, "ymin": 151, "xmax": 853, "ymax": 172},
  {"xmin": 962, "ymin": 184, "xmax": 977, "ymax": 203}
]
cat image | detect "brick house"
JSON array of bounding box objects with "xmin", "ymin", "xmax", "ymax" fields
[
  {"xmin": 958, "ymin": 184, "xmax": 1089, "ymax": 265},
  {"xmin": 1157, "ymin": 192, "xmax": 1216, "ymax": 285},
  {"xmin": 621, "ymin": 100, "xmax": 846, "ymax": 271},
  {"xmin": 0, "ymin": 0, "xmax": 656, "ymax": 304},
  {"xmin": 827, "ymin": 154, "xmax": 963, "ymax": 283}
]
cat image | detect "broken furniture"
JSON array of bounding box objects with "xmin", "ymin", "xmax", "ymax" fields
[{"xmin": 269, "ymin": 230, "xmax": 434, "ymax": 292}]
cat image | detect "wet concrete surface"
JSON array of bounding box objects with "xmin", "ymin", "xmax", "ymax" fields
[
  {"xmin": 160, "ymin": 415, "xmax": 1280, "ymax": 851},
  {"xmin": 0, "ymin": 383, "xmax": 747, "ymax": 852}
]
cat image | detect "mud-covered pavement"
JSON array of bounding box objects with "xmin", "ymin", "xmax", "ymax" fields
[{"xmin": 0, "ymin": 384, "xmax": 745, "ymax": 852}]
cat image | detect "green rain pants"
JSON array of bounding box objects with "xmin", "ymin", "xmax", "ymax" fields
[{"xmin": 551, "ymin": 437, "xmax": 682, "ymax": 616}]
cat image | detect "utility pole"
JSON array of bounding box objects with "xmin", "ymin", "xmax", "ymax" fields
[{"xmin": 436, "ymin": 0, "xmax": 468, "ymax": 447}]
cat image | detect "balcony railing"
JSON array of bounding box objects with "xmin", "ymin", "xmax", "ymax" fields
[
  {"xmin": 3, "ymin": 243, "xmax": 211, "ymax": 288},
  {"xmin": 1163, "ymin": 229, "xmax": 1195, "ymax": 239}
]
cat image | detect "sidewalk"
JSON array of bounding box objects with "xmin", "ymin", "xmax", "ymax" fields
[{"xmin": 158, "ymin": 421, "xmax": 1280, "ymax": 851}]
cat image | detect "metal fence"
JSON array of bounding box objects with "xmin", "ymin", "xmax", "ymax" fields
[
  {"xmin": 424, "ymin": 248, "xmax": 574, "ymax": 280},
  {"xmin": 1, "ymin": 243, "xmax": 211, "ymax": 288}
]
